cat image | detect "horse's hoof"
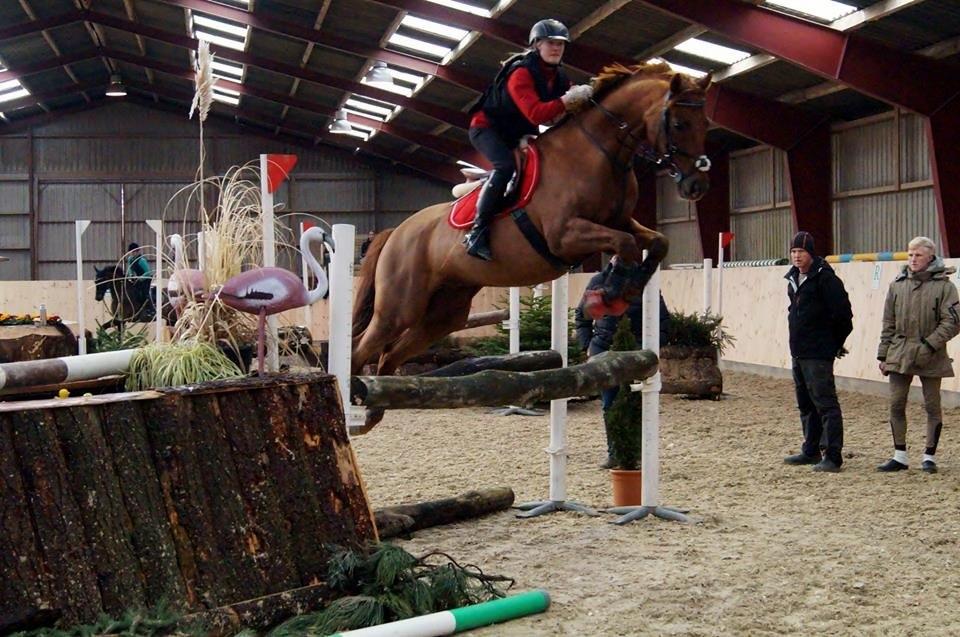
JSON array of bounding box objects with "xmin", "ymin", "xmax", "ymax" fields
[{"xmin": 583, "ymin": 290, "xmax": 628, "ymax": 320}]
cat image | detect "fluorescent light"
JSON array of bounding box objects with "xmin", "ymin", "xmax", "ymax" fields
[
  {"xmin": 192, "ymin": 14, "xmax": 249, "ymax": 38},
  {"xmin": 674, "ymin": 37, "xmax": 751, "ymax": 65},
  {"xmin": 388, "ymin": 68, "xmax": 428, "ymax": 86},
  {"xmin": 766, "ymin": 0, "xmax": 858, "ymax": 22},
  {"xmin": 388, "ymin": 33, "xmax": 452, "ymax": 59},
  {"xmin": 195, "ymin": 30, "xmax": 246, "ymax": 51},
  {"xmin": 211, "ymin": 92, "xmax": 239, "ymax": 105},
  {"xmin": 425, "ymin": 0, "xmax": 491, "ymax": 17},
  {"xmin": 344, "ymin": 98, "xmax": 394, "ymax": 118},
  {"xmin": 0, "ymin": 87, "xmax": 30, "ymax": 103},
  {"xmin": 213, "ymin": 85, "xmax": 240, "ymax": 96},
  {"xmin": 0, "ymin": 78, "xmax": 23, "ymax": 92},
  {"xmin": 211, "ymin": 60, "xmax": 244, "ymax": 78},
  {"xmin": 401, "ymin": 15, "xmax": 469, "ymax": 41}
]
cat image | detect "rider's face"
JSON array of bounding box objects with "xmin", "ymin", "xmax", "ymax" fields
[{"xmin": 536, "ymin": 39, "xmax": 565, "ymax": 65}]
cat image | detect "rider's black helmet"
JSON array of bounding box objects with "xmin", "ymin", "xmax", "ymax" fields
[{"xmin": 528, "ymin": 19, "xmax": 570, "ymax": 46}]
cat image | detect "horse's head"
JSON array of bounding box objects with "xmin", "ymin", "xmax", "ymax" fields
[
  {"xmin": 589, "ymin": 64, "xmax": 712, "ymax": 201},
  {"xmin": 93, "ymin": 264, "xmax": 119, "ymax": 301},
  {"xmin": 645, "ymin": 72, "xmax": 712, "ymax": 201}
]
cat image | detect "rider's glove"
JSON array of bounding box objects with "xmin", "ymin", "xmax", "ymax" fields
[{"xmin": 561, "ymin": 84, "xmax": 593, "ymax": 110}]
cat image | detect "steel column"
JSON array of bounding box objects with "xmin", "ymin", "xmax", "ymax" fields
[{"xmin": 695, "ymin": 145, "xmax": 729, "ymax": 263}]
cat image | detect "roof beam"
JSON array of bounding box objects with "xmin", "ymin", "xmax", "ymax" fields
[
  {"xmin": 633, "ymin": 24, "xmax": 706, "ymax": 60},
  {"xmin": 0, "ymin": 50, "xmax": 99, "ymax": 84},
  {"xmin": 0, "ymin": 80, "xmax": 102, "ymax": 114},
  {"xmin": 0, "ymin": 98, "xmax": 107, "ymax": 135},
  {"xmin": 569, "ymin": 0, "xmax": 632, "ymax": 40},
  {"xmin": 639, "ymin": 0, "xmax": 960, "ymax": 115},
  {"xmin": 85, "ymin": 10, "xmax": 472, "ymax": 129},
  {"xmin": 0, "ymin": 9, "xmax": 82, "ymax": 40},
  {"xmin": 152, "ymin": 0, "xmax": 486, "ymax": 92}
]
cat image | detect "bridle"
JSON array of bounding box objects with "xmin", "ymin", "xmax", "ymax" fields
[{"xmin": 578, "ymin": 88, "xmax": 712, "ymax": 183}]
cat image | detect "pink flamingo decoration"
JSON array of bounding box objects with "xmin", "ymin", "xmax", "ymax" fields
[
  {"xmin": 167, "ymin": 233, "xmax": 208, "ymax": 315},
  {"xmin": 213, "ymin": 226, "xmax": 330, "ymax": 374}
]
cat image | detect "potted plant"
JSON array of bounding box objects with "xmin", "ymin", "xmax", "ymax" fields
[
  {"xmin": 660, "ymin": 311, "xmax": 734, "ymax": 398},
  {"xmin": 605, "ymin": 316, "xmax": 643, "ymax": 506}
]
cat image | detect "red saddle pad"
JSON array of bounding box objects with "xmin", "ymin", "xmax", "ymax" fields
[{"xmin": 449, "ymin": 144, "xmax": 542, "ymax": 229}]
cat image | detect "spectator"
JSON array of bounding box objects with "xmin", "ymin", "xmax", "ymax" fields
[
  {"xmin": 782, "ymin": 231, "xmax": 853, "ymax": 473},
  {"xmin": 360, "ymin": 231, "xmax": 375, "ymax": 260},
  {"xmin": 575, "ymin": 257, "xmax": 669, "ymax": 468},
  {"xmin": 877, "ymin": 236, "xmax": 960, "ymax": 473}
]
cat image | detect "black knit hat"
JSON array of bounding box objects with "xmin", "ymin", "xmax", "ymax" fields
[{"xmin": 790, "ymin": 231, "xmax": 815, "ymax": 256}]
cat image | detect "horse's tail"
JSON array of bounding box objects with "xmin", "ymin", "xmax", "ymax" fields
[{"xmin": 352, "ymin": 228, "xmax": 394, "ymax": 337}]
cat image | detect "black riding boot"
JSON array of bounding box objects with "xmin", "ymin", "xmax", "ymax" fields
[
  {"xmin": 602, "ymin": 260, "xmax": 636, "ymax": 302},
  {"xmin": 464, "ymin": 177, "xmax": 508, "ymax": 261}
]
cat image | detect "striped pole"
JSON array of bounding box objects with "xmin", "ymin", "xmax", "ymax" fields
[{"xmin": 330, "ymin": 590, "xmax": 550, "ymax": 637}]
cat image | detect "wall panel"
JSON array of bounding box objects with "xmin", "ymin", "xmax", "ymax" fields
[
  {"xmin": 833, "ymin": 188, "xmax": 939, "ymax": 254},
  {"xmin": 833, "ymin": 116, "xmax": 896, "ymax": 193},
  {"xmin": 730, "ymin": 149, "xmax": 773, "ymax": 210},
  {"xmin": 899, "ymin": 112, "xmax": 930, "ymax": 184},
  {"xmin": 660, "ymin": 220, "xmax": 702, "ymax": 265},
  {"xmin": 730, "ymin": 207, "xmax": 792, "ymax": 261}
]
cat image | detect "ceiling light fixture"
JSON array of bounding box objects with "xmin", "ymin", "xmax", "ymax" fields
[
  {"xmin": 329, "ymin": 109, "xmax": 353, "ymax": 134},
  {"xmin": 105, "ymin": 74, "xmax": 127, "ymax": 97},
  {"xmin": 363, "ymin": 61, "xmax": 396, "ymax": 88}
]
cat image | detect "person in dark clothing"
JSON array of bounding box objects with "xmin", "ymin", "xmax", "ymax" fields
[
  {"xmin": 360, "ymin": 231, "xmax": 375, "ymax": 260},
  {"xmin": 783, "ymin": 231, "xmax": 854, "ymax": 473},
  {"xmin": 575, "ymin": 257, "xmax": 670, "ymax": 468},
  {"xmin": 464, "ymin": 18, "xmax": 594, "ymax": 261}
]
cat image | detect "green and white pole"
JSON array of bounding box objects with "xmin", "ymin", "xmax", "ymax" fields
[{"xmin": 328, "ymin": 589, "xmax": 550, "ymax": 637}]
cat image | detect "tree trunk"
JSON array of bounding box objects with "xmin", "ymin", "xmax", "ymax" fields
[
  {"xmin": 660, "ymin": 345, "xmax": 723, "ymax": 397},
  {"xmin": 0, "ymin": 373, "xmax": 376, "ymax": 627},
  {"xmin": 421, "ymin": 350, "xmax": 562, "ymax": 378},
  {"xmin": 351, "ymin": 350, "xmax": 658, "ymax": 409},
  {"xmin": 0, "ymin": 324, "xmax": 77, "ymax": 363},
  {"xmin": 460, "ymin": 308, "xmax": 510, "ymax": 331},
  {"xmin": 375, "ymin": 488, "xmax": 515, "ymax": 539},
  {"xmin": 179, "ymin": 582, "xmax": 335, "ymax": 636}
]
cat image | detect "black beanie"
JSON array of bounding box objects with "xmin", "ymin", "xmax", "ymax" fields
[{"xmin": 790, "ymin": 231, "xmax": 815, "ymax": 256}]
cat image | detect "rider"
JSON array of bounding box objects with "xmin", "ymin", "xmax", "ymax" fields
[
  {"xmin": 125, "ymin": 242, "xmax": 152, "ymax": 279},
  {"xmin": 463, "ymin": 18, "xmax": 594, "ymax": 261}
]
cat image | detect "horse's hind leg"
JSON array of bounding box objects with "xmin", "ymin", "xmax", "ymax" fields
[{"xmin": 627, "ymin": 218, "xmax": 669, "ymax": 292}]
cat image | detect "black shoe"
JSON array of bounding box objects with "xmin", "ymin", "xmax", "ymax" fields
[
  {"xmin": 876, "ymin": 458, "xmax": 909, "ymax": 472},
  {"xmin": 464, "ymin": 227, "xmax": 492, "ymax": 261},
  {"xmin": 784, "ymin": 452, "xmax": 820, "ymax": 465},
  {"xmin": 921, "ymin": 460, "xmax": 938, "ymax": 474},
  {"xmin": 812, "ymin": 457, "xmax": 842, "ymax": 473}
]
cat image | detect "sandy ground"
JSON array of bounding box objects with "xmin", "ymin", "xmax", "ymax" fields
[{"xmin": 351, "ymin": 371, "xmax": 960, "ymax": 636}]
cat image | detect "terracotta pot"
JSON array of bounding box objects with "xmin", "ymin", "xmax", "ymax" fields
[{"xmin": 610, "ymin": 469, "xmax": 642, "ymax": 506}]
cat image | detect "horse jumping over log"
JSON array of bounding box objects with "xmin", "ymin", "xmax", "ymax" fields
[
  {"xmin": 352, "ymin": 63, "xmax": 711, "ymax": 411},
  {"xmin": 94, "ymin": 263, "xmax": 173, "ymax": 330}
]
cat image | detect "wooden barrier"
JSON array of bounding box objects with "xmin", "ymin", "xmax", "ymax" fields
[
  {"xmin": 0, "ymin": 373, "xmax": 375, "ymax": 628},
  {"xmin": 350, "ymin": 350, "xmax": 658, "ymax": 410}
]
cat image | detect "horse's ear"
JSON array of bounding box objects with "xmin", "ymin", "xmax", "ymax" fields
[
  {"xmin": 696, "ymin": 73, "xmax": 713, "ymax": 91},
  {"xmin": 670, "ymin": 73, "xmax": 685, "ymax": 95}
]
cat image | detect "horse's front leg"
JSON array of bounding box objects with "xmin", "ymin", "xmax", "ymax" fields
[
  {"xmin": 546, "ymin": 217, "xmax": 642, "ymax": 264},
  {"xmin": 626, "ymin": 218, "xmax": 669, "ymax": 294}
]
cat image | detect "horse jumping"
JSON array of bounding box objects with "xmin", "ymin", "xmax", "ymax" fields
[
  {"xmin": 94, "ymin": 263, "xmax": 171, "ymax": 330},
  {"xmin": 352, "ymin": 64, "xmax": 711, "ymax": 396}
]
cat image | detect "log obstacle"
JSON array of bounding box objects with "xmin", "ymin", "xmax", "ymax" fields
[
  {"xmin": 350, "ymin": 350, "xmax": 658, "ymax": 410},
  {"xmin": 0, "ymin": 349, "xmax": 135, "ymax": 393},
  {"xmin": 420, "ymin": 350, "xmax": 562, "ymax": 378},
  {"xmin": 0, "ymin": 372, "xmax": 376, "ymax": 628},
  {"xmin": 374, "ymin": 487, "xmax": 515, "ymax": 539},
  {"xmin": 461, "ymin": 308, "xmax": 510, "ymax": 330}
]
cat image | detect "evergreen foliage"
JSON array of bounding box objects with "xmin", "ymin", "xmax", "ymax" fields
[
  {"xmin": 467, "ymin": 293, "xmax": 582, "ymax": 362},
  {"xmin": 8, "ymin": 602, "xmax": 202, "ymax": 637},
  {"xmin": 664, "ymin": 311, "xmax": 734, "ymax": 354},
  {"xmin": 604, "ymin": 317, "xmax": 643, "ymax": 470}
]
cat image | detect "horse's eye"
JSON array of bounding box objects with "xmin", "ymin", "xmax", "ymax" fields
[{"xmin": 673, "ymin": 120, "xmax": 689, "ymax": 132}]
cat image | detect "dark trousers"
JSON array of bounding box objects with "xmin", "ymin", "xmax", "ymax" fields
[
  {"xmin": 792, "ymin": 357, "xmax": 844, "ymax": 463},
  {"xmin": 468, "ymin": 126, "xmax": 515, "ymax": 203},
  {"xmin": 590, "ymin": 343, "xmax": 620, "ymax": 455}
]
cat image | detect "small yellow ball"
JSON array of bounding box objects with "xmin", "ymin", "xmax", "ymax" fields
[{"xmin": 57, "ymin": 388, "xmax": 70, "ymax": 399}]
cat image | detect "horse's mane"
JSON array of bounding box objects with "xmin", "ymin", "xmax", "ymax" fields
[{"xmin": 590, "ymin": 62, "xmax": 673, "ymax": 100}]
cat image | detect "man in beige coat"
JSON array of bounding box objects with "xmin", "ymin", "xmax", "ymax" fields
[{"xmin": 877, "ymin": 236, "xmax": 960, "ymax": 473}]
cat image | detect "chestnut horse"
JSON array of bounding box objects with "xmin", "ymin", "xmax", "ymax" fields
[{"xmin": 352, "ymin": 63, "xmax": 711, "ymax": 408}]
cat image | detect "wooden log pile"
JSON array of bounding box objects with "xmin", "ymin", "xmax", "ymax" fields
[
  {"xmin": 659, "ymin": 345, "xmax": 723, "ymax": 397},
  {"xmin": 0, "ymin": 324, "xmax": 77, "ymax": 363},
  {"xmin": 0, "ymin": 372, "xmax": 376, "ymax": 629}
]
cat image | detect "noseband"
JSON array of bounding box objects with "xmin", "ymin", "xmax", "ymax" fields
[{"xmin": 580, "ymin": 89, "xmax": 712, "ymax": 182}]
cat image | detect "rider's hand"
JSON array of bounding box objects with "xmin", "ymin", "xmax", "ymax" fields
[{"xmin": 561, "ymin": 84, "xmax": 593, "ymax": 110}]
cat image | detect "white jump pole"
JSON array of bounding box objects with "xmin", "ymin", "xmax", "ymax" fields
[
  {"xmin": 74, "ymin": 220, "xmax": 91, "ymax": 355},
  {"xmin": 515, "ymin": 273, "xmax": 598, "ymax": 518},
  {"xmin": 300, "ymin": 221, "xmax": 313, "ymax": 331},
  {"xmin": 259, "ymin": 154, "xmax": 280, "ymax": 372},
  {"xmin": 507, "ymin": 287, "xmax": 520, "ymax": 355},
  {"xmin": 608, "ymin": 261, "xmax": 693, "ymax": 524},
  {"xmin": 327, "ymin": 224, "xmax": 358, "ymax": 432},
  {"xmin": 716, "ymin": 234, "xmax": 725, "ymax": 318},
  {"xmin": 146, "ymin": 219, "xmax": 164, "ymax": 342},
  {"xmin": 702, "ymin": 258, "xmax": 713, "ymax": 314}
]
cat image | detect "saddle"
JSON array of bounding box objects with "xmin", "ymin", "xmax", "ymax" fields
[{"xmin": 448, "ymin": 143, "xmax": 542, "ymax": 229}]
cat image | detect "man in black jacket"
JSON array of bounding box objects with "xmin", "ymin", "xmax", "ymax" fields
[
  {"xmin": 575, "ymin": 257, "xmax": 669, "ymax": 467},
  {"xmin": 783, "ymin": 231, "xmax": 854, "ymax": 473}
]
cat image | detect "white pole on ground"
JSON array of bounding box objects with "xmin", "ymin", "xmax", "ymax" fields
[
  {"xmin": 146, "ymin": 219, "xmax": 164, "ymax": 342},
  {"xmin": 507, "ymin": 287, "xmax": 520, "ymax": 354},
  {"xmin": 515, "ymin": 273, "xmax": 598, "ymax": 518},
  {"xmin": 702, "ymin": 258, "xmax": 713, "ymax": 314},
  {"xmin": 716, "ymin": 234, "xmax": 725, "ymax": 318},
  {"xmin": 300, "ymin": 221, "xmax": 313, "ymax": 331},
  {"xmin": 607, "ymin": 261, "xmax": 693, "ymax": 524},
  {"xmin": 260, "ymin": 154, "xmax": 280, "ymax": 372},
  {"xmin": 74, "ymin": 220, "xmax": 91, "ymax": 354},
  {"xmin": 328, "ymin": 224, "xmax": 356, "ymax": 430}
]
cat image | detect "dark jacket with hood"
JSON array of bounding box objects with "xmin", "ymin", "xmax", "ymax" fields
[
  {"xmin": 472, "ymin": 50, "xmax": 570, "ymax": 147},
  {"xmin": 785, "ymin": 257, "xmax": 853, "ymax": 359},
  {"xmin": 575, "ymin": 268, "xmax": 669, "ymax": 354}
]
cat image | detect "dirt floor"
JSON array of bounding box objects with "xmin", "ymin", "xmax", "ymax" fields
[{"xmin": 351, "ymin": 371, "xmax": 960, "ymax": 636}]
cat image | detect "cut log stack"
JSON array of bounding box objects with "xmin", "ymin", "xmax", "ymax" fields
[{"xmin": 0, "ymin": 373, "xmax": 376, "ymax": 629}]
